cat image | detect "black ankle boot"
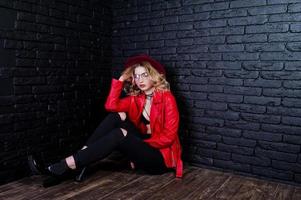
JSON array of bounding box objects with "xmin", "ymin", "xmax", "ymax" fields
[
  {"xmin": 47, "ymin": 160, "xmax": 70, "ymax": 177},
  {"xmin": 28, "ymin": 155, "xmax": 48, "ymax": 175},
  {"xmin": 75, "ymin": 167, "xmax": 87, "ymax": 182}
]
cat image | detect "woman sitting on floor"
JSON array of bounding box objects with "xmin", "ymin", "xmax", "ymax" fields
[{"xmin": 28, "ymin": 54, "xmax": 183, "ymax": 187}]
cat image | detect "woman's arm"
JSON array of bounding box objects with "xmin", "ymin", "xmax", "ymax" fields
[
  {"xmin": 104, "ymin": 79, "xmax": 131, "ymax": 112},
  {"xmin": 145, "ymin": 92, "xmax": 179, "ymax": 148}
]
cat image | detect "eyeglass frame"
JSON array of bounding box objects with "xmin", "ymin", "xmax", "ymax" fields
[{"xmin": 133, "ymin": 72, "xmax": 150, "ymax": 80}]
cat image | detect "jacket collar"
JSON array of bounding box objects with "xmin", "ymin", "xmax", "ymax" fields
[
  {"xmin": 137, "ymin": 90, "xmax": 164, "ymax": 104},
  {"xmin": 151, "ymin": 90, "xmax": 163, "ymax": 104}
]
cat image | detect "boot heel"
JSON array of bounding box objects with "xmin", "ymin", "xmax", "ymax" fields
[{"xmin": 75, "ymin": 167, "xmax": 87, "ymax": 182}]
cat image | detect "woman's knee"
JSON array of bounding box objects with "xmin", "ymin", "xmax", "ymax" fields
[
  {"xmin": 118, "ymin": 112, "xmax": 126, "ymax": 121},
  {"xmin": 120, "ymin": 128, "xmax": 127, "ymax": 137}
]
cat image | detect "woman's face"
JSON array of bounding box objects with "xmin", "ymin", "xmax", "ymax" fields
[{"xmin": 133, "ymin": 66, "xmax": 154, "ymax": 93}]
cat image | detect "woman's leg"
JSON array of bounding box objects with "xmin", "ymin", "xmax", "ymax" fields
[
  {"xmin": 85, "ymin": 112, "xmax": 124, "ymax": 146},
  {"xmin": 117, "ymin": 120, "xmax": 168, "ymax": 175},
  {"xmin": 72, "ymin": 127, "xmax": 127, "ymax": 169},
  {"xmin": 118, "ymin": 133, "xmax": 168, "ymax": 175}
]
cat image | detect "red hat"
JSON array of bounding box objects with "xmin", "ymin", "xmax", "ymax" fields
[{"xmin": 124, "ymin": 54, "xmax": 166, "ymax": 75}]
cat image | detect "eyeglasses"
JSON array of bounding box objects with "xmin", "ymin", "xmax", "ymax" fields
[{"xmin": 134, "ymin": 72, "xmax": 149, "ymax": 80}]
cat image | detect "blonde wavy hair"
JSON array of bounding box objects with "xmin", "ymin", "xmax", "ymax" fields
[{"xmin": 121, "ymin": 61, "xmax": 170, "ymax": 95}]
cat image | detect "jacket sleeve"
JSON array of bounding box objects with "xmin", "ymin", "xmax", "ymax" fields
[
  {"xmin": 104, "ymin": 79, "xmax": 131, "ymax": 112},
  {"xmin": 145, "ymin": 92, "xmax": 179, "ymax": 149}
]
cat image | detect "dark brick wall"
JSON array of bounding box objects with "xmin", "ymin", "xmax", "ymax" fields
[
  {"xmin": 0, "ymin": 0, "xmax": 112, "ymax": 184},
  {"xmin": 112, "ymin": 0, "xmax": 301, "ymax": 183}
]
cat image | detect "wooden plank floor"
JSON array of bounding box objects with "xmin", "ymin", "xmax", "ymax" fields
[{"xmin": 1, "ymin": 163, "xmax": 301, "ymax": 200}]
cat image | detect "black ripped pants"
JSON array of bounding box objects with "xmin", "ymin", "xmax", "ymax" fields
[{"xmin": 73, "ymin": 113, "xmax": 168, "ymax": 175}]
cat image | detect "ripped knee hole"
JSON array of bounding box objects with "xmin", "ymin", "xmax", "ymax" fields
[
  {"xmin": 120, "ymin": 128, "xmax": 127, "ymax": 137},
  {"xmin": 118, "ymin": 112, "xmax": 127, "ymax": 121}
]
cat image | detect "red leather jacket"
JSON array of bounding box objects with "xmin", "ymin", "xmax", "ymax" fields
[{"xmin": 105, "ymin": 79, "xmax": 183, "ymax": 178}]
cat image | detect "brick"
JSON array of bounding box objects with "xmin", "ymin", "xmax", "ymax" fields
[
  {"xmin": 270, "ymin": 33, "xmax": 301, "ymax": 42},
  {"xmin": 285, "ymin": 62, "xmax": 301, "ymax": 70},
  {"xmin": 282, "ymin": 116, "xmax": 301, "ymax": 126},
  {"xmin": 286, "ymin": 42, "xmax": 301, "ymax": 51},
  {"xmin": 261, "ymin": 71, "xmax": 301, "ymax": 80},
  {"xmin": 258, "ymin": 141, "xmax": 300, "ymax": 153},
  {"xmin": 190, "ymin": 53, "xmax": 222, "ymax": 61},
  {"xmin": 244, "ymin": 96, "xmax": 281, "ymax": 106},
  {"xmin": 227, "ymin": 34, "xmax": 267, "ymax": 43},
  {"xmin": 0, "ymin": 96, "xmax": 14, "ymax": 106},
  {"xmin": 164, "ymin": 7, "xmax": 193, "ymax": 16},
  {"xmin": 262, "ymin": 124, "xmax": 301, "ymax": 135},
  {"xmin": 177, "ymin": 29, "xmax": 209, "ymax": 38},
  {"xmin": 208, "ymin": 93, "xmax": 243, "ymax": 103},
  {"xmin": 193, "ymin": 36, "xmax": 226, "ymax": 44},
  {"xmin": 164, "ymin": 23, "xmax": 193, "ymax": 31},
  {"xmin": 0, "ymin": 114, "xmax": 13, "ymax": 125},
  {"xmin": 240, "ymin": 113, "xmax": 281, "ymax": 124},
  {"xmin": 179, "ymin": 13, "xmax": 210, "ymax": 22},
  {"xmin": 209, "ymin": 27, "xmax": 244, "ymax": 35},
  {"xmin": 255, "ymin": 147, "xmax": 297, "ymax": 162},
  {"xmin": 192, "ymin": 69, "xmax": 222, "ymax": 77},
  {"xmin": 207, "ymin": 127, "xmax": 242, "ymax": 138},
  {"xmin": 191, "ymin": 84, "xmax": 223, "ymax": 92},
  {"xmin": 243, "ymin": 130, "xmax": 282, "ymax": 142},
  {"xmin": 244, "ymin": 78, "xmax": 282, "ymax": 88},
  {"xmin": 195, "ymin": 101, "xmax": 227, "ymax": 111},
  {"xmin": 223, "ymin": 136, "xmax": 257, "ymax": 147},
  {"xmin": 283, "ymin": 135, "xmax": 301, "ymax": 145},
  {"xmin": 193, "ymin": 133, "xmax": 222, "ymax": 142},
  {"xmin": 4, "ymin": 39, "xmax": 23, "ymax": 49},
  {"xmin": 248, "ymin": 5, "xmax": 287, "ymax": 15},
  {"xmin": 165, "ymin": 38, "xmax": 193, "ymax": 47},
  {"xmin": 194, "ymin": 2, "xmax": 229, "ymax": 12},
  {"xmin": 149, "ymin": 32, "xmax": 176, "ymax": 40},
  {"xmin": 232, "ymin": 154, "xmax": 270, "ymax": 166},
  {"xmin": 217, "ymin": 143, "xmax": 254, "ymax": 155},
  {"xmin": 214, "ymin": 159, "xmax": 251, "ymax": 172},
  {"xmin": 272, "ymin": 160, "xmax": 301, "ymax": 173},
  {"xmin": 0, "ymin": 7, "xmax": 16, "ymax": 29},
  {"xmin": 228, "ymin": 16, "xmax": 267, "ymax": 26},
  {"xmin": 210, "ymin": 44, "xmax": 244, "ymax": 52},
  {"xmin": 209, "ymin": 77, "xmax": 243, "ymax": 86},
  {"xmin": 267, "ymin": 106, "xmax": 301, "ymax": 117},
  {"xmin": 150, "ymin": 16, "xmax": 179, "ymax": 25},
  {"xmin": 211, "ymin": 9, "xmax": 247, "ymax": 19},
  {"xmin": 182, "ymin": 0, "xmax": 214, "ymax": 6},
  {"xmin": 245, "ymin": 43, "xmax": 285, "ymax": 53},
  {"xmin": 194, "ymin": 19, "xmax": 227, "ymax": 29},
  {"xmin": 224, "ymin": 86, "xmax": 262, "ymax": 96},
  {"xmin": 268, "ymin": 0, "xmax": 301, "ymax": 4},
  {"xmin": 284, "ymin": 80, "xmax": 301, "ymax": 89},
  {"xmin": 225, "ymin": 120, "xmax": 260, "ymax": 131},
  {"xmin": 177, "ymin": 76, "xmax": 208, "ymax": 84},
  {"xmin": 263, "ymin": 88, "xmax": 301, "ymax": 98},
  {"xmin": 290, "ymin": 23, "xmax": 301, "ymax": 32},
  {"xmin": 224, "ymin": 70, "xmax": 259, "ymax": 78},
  {"xmin": 13, "ymin": 77, "xmax": 46, "ymax": 85},
  {"xmin": 288, "ymin": 3, "xmax": 301, "ymax": 13},
  {"xmin": 177, "ymin": 45, "xmax": 208, "ymax": 53},
  {"xmin": 207, "ymin": 61, "xmax": 242, "ymax": 70},
  {"xmin": 269, "ymin": 13, "xmax": 301, "ymax": 22},
  {"xmin": 246, "ymin": 23, "xmax": 288, "ymax": 33},
  {"xmin": 192, "ymin": 117, "xmax": 224, "ymax": 127},
  {"xmin": 245, "ymin": 61, "xmax": 282, "ymax": 71},
  {"xmin": 197, "ymin": 147, "xmax": 231, "ymax": 160},
  {"xmin": 230, "ymin": 0, "xmax": 266, "ymax": 8},
  {"xmin": 0, "ymin": 49, "xmax": 15, "ymax": 66}
]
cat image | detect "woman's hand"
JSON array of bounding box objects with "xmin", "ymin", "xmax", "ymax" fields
[
  {"xmin": 119, "ymin": 73, "xmax": 132, "ymax": 82},
  {"xmin": 146, "ymin": 124, "xmax": 151, "ymax": 134}
]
